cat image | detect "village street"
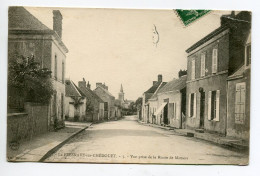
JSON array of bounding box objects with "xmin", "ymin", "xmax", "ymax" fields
[{"xmin": 45, "ymin": 116, "xmax": 248, "ymax": 164}]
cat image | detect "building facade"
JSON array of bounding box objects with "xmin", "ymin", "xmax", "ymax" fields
[
  {"xmin": 154, "ymin": 75, "xmax": 187, "ymax": 128},
  {"xmin": 141, "ymin": 74, "xmax": 166, "ymax": 123},
  {"xmin": 226, "ymin": 32, "xmax": 251, "ymax": 140},
  {"xmin": 65, "ymin": 80, "xmax": 86, "ymax": 121},
  {"xmin": 94, "ymin": 83, "xmax": 116, "ymax": 120},
  {"xmin": 185, "ymin": 11, "xmax": 251, "ymax": 135},
  {"xmin": 8, "ymin": 7, "xmax": 69, "ymax": 130},
  {"xmin": 78, "ymin": 79, "xmax": 105, "ymax": 122}
]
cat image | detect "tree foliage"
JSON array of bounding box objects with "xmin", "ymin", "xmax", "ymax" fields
[{"xmin": 8, "ymin": 54, "xmax": 54, "ymax": 104}]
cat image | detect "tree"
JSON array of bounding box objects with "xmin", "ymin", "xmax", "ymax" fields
[{"xmin": 8, "ymin": 54, "xmax": 54, "ymax": 107}]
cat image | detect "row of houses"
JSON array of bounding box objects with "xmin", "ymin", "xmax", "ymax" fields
[
  {"xmin": 141, "ymin": 11, "xmax": 251, "ymax": 141},
  {"xmin": 65, "ymin": 79, "xmax": 124, "ymax": 122},
  {"xmin": 7, "ymin": 7, "xmax": 128, "ymax": 143}
]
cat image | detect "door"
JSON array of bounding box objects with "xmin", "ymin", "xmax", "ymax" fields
[
  {"xmin": 163, "ymin": 99, "xmax": 169, "ymax": 125},
  {"xmin": 200, "ymin": 91, "xmax": 205, "ymax": 128}
]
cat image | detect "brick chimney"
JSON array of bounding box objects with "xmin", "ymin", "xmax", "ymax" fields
[
  {"xmin": 87, "ymin": 81, "xmax": 91, "ymax": 89},
  {"xmin": 78, "ymin": 78, "xmax": 86, "ymax": 88},
  {"xmin": 158, "ymin": 74, "xmax": 162, "ymax": 82},
  {"xmin": 53, "ymin": 10, "xmax": 63, "ymax": 39}
]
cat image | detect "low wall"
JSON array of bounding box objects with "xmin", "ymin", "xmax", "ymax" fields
[{"xmin": 7, "ymin": 102, "xmax": 50, "ymax": 143}]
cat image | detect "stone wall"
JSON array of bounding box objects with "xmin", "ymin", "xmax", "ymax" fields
[{"xmin": 7, "ymin": 102, "xmax": 50, "ymax": 143}]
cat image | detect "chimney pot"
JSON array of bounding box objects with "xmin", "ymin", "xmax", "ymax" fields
[{"xmin": 158, "ymin": 74, "xmax": 162, "ymax": 82}]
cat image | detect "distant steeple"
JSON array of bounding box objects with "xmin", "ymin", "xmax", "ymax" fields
[
  {"xmin": 120, "ymin": 84, "xmax": 124, "ymax": 93},
  {"xmin": 118, "ymin": 84, "xmax": 124, "ymax": 102}
]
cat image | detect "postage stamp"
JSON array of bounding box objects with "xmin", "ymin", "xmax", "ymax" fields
[{"xmin": 175, "ymin": 10, "xmax": 211, "ymax": 26}]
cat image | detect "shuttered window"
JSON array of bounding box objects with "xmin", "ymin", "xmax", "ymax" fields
[
  {"xmin": 191, "ymin": 59, "xmax": 195, "ymax": 80},
  {"xmin": 208, "ymin": 90, "xmax": 220, "ymax": 121},
  {"xmin": 201, "ymin": 53, "xmax": 206, "ymax": 77},
  {"xmin": 235, "ymin": 83, "xmax": 246, "ymax": 124},
  {"xmin": 189, "ymin": 93, "xmax": 196, "ymax": 118},
  {"xmin": 212, "ymin": 48, "xmax": 218, "ymax": 74}
]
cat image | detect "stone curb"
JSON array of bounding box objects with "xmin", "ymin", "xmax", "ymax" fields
[{"xmin": 39, "ymin": 124, "xmax": 92, "ymax": 162}]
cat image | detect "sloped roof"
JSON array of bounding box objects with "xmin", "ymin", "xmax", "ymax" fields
[
  {"xmin": 94, "ymin": 86, "xmax": 115, "ymax": 98},
  {"xmin": 227, "ymin": 65, "xmax": 249, "ymax": 80},
  {"xmin": 8, "ymin": 6, "xmax": 69, "ymax": 53},
  {"xmin": 78, "ymin": 86, "xmax": 104, "ymax": 103},
  {"xmin": 65, "ymin": 80, "xmax": 82, "ymax": 97},
  {"xmin": 149, "ymin": 82, "xmax": 167, "ymax": 100},
  {"xmin": 157, "ymin": 75, "xmax": 187, "ymax": 94},
  {"xmin": 145, "ymin": 81, "xmax": 166, "ymax": 94},
  {"xmin": 9, "ymin": 7, "xmax": 51, "ymax": 30}
]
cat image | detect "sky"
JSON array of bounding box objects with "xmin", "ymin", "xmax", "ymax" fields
[{"xmin": 26, "ymin": 7, "xmax": 231, "ymax": 101}]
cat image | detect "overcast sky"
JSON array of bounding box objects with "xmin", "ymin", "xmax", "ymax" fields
[{"xmin": 26, "ymin": 7, "xmax": 231, "ymax": 101}]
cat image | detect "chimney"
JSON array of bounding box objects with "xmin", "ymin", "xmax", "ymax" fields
[
  {"xmin": 53, "ymin": 10, "xmax": 63, "ymax": 39},
  {"xmin": 87, "ymin": 81, "xmax": 91, "ymax": 89},
  {"xmin": 158, "ymin": 74, "xmax": 162, "ymax": 82},
  {"xmin": 78, "ymin": 78, "xmax": 86, "ymax": 88},
  {"xmin": 103, "ymin": 83, "xmax": 108, "ymax": 90},
  {"xmin": 96, "ymin": 82, "xmax": 102, "ymax": 88}
]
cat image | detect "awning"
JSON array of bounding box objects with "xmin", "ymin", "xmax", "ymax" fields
[{"xmin": 154, "ymin": 102, "xmax": 167, "ymax": 116}]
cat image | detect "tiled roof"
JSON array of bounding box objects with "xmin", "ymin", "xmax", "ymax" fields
[
  {"xmin": 157, "ymin": 75, "xmax": 187, "ymax": 94},
  {"xmin": 9, "ymin": 7, "xmax": 51, "ymax": 30},
  {"xmin": 78, "ymin": 86, "xmax": 104, "ymax": 103},
  {"xmin": 65, "ymin": 80, "xmax": 82, "ymax": 97},
  {"xmin": 149, "ymin": 82, "xmax": 167, "ymax": 100},
  {"xmin": 145, "ymin": 81, "xmax": 166, "ymax": 94}
]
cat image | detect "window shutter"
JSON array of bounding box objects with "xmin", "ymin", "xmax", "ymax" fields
[
  {"xmin": 212, "ymin": 49, "xmax": 218, "ymax": 73},
  {"xmin": 201, "ymin": 54, "xmax": 205, "ymax": 77},
  {"xmin": 192, "ymin": 59, "xmax": 195, "ymax": 80},
  {"xmin": 215, "ymin": 90, "xmax": 220, "ymax": 121},
  {"xmin": 208, "ymin": 91, "xmax": 212, "ymax": 120},
  {"xmin": 188, "ymin": 93, "xmax": 191, "ymax": 117},
  {"xmin": 194, "ymin": 93, "xmax": 197, "ymax": 118}
]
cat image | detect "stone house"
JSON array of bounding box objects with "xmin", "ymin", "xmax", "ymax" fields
[
  {"xmin": 141, "ymin": 74, "xmax": 166, "ymax": 123},
  {"xmin": 78, "ymin": 79, "xmax": 105, "ymax": 122},
  {"xmin": 65, "ymin": 80, "xmax": 86, "ymax": 121},
  {"xmin": 93, "ymin": 83, "xmax": 116, "ymax": 120},
  {"xmin": 185, "ymin": 11, "xmax": 251, "ymax": 135},
  {"xmin": 226, "ymin": 31, "xmax": 251, "ymax": 141},
  {"xmin": 150, "ymin": 75, "xmax": 187, "ymax": 128},
  {"xmin": 8, "ymin": 7, "xmax": 68, "ymax": 137}
]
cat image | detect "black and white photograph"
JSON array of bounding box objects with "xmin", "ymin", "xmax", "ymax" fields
[{"xmin": 5, "ymin": 6, "xmax": 252, "ymax": 165}]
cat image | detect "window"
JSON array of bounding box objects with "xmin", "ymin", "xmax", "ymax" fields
[
  {"xmin": 201, "ymin": 53, "xmax": 206, "ymax": 77},
  {"xmin": 235, "ymin": 83, "xmax": 246, "ymax": 124},
  {"xmin": 191, "ymin": 59, "xmax": 195, "ymax": 80},
  {"xmin": 212, "ymin": 48, "xmax": 218, "ymax": 73},
  {"xmin": 62, "ymin": 62, "xmax": 65, "ymax": 83},
  {"xmin": 245, "ymin": 44, "xmax": 251, "ymax": 66},
  {"xmin": 54, "ymin": 55, "xmax": 57, "ymax": 80},
  {"xmin": 189, "ymin": 93, "xmax": 196, "ymax": 117},
  {"xmin": 208, "ymin": 90, "xmax": 220, "ymax": 121}
]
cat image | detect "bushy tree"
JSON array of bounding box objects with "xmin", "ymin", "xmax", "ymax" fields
[{"xmin": 8, "ymin": 54, "xmax": 54, "ymax": 104}]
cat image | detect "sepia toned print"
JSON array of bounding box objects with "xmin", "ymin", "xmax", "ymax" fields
[{"xmin": 7, "ymin": 7, "xmax": 251, "ymax": 165}]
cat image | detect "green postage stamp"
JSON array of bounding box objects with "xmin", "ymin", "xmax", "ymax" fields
[{"xmin": 175, "ymin": 10, "xmax": 211, "ymax": 26}]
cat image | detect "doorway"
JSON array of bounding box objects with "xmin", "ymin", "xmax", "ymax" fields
[
  {"xmin": 200, "ymin": 91, "xmax": 205, "ymax": 128},
  {"xmin": 163, "ymin": 99, "xmax": 169, "ymax": 125}
]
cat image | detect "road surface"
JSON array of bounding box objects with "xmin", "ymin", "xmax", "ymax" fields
[{"xmin": 45, "ymin": 116, "xmax": 248, "ymax": 164}]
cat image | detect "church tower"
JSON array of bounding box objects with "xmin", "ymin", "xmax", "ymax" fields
[{"xmin": 118, "ymin": 84, "xmax": 124, "ymax": 102}]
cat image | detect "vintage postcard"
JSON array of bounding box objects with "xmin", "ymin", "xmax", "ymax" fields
[{"xmin": 7, "ymin": 7, "xmax": 251, "ymax": 165}]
